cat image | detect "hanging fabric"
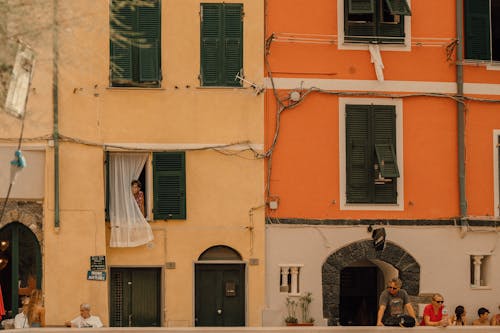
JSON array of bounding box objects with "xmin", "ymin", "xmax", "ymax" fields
[
  {"xmin": 109, "ymin": 153, "xmax": 153, "ymax": 247},
  {"xmin": 0, "ymin": 283, "xmax": 5, "ymax": 320}
]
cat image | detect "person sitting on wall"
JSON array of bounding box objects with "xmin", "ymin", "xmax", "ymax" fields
[
  {"xmin": 491, "ymin": 305, "xmax": 500, "ymax": 326},
  {"xmin": 451, "ymin": 305, "xmax": 467, "ymax": 325},
  {"xmin": 14, "ymin": 296, "xmax": 30, "ymax": 328},
  {"xmin": 420, "ymin": 293, "xmax": 450, "ymax": 326},
  {"xmin": 472, "ymin": 307, "xmax": 491, "ymax": 326},
  {"xmin": 26, "ymin": 289, "xmax": 45, "ymax": 327},
  {"xmin": 64, "ymin": 303, "xmax": 103, "ymax": 328},
  {"xmin": 376, "ymin": 277, "xmax": 417, "ymax": 327}
]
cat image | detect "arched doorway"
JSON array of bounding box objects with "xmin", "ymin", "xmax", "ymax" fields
[
  {"xmin": 195, "ymin": 245, "xmax": 245, "ymax": 327},
  {"xmin": 0, "ymin": 222, "xmax": 42, "ymax": 318},
  {"xmin": 322, "ymin": 240, "xmax": 420, "ymax": 326}
]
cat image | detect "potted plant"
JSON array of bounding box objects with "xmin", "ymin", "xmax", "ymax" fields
[
  {"xmin": 284, "ymin": 297, "xmax": 298, "ymax": 325},
  {"xmin": 299, "ymin": 292, "xmax": 314, "ymax": 325}
]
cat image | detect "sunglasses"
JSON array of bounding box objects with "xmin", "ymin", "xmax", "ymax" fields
[
  {"xmin": 387, "ymin": 286, "xmax": 398, "ymax": 290},
  {"xmin": 434, "ymin": 300, "xmax": 444, "ymax": 304}
]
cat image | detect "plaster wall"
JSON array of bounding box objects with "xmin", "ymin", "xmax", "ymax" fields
[{"xmin": 264, "ymin": 225, "xmax": 500, "ymax": 326}]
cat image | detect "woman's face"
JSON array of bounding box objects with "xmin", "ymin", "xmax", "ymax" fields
[{"xmin": 131, "ymin": 183, "xmax": 140, "ymax": 194}]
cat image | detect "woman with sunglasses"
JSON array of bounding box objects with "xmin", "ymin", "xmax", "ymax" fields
[{"xmin": 420, "ymin": 293, "xmax": 451, "ymax": 326}]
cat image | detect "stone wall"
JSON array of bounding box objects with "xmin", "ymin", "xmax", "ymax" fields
[{"xmin": 0, "ymin": 200, "xmax": 43, "ymax": 244}]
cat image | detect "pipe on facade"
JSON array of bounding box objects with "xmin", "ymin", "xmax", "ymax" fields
[
  {"xmin": 456, "ymin": 0, "xmax": 467, "ymax": 219},
  {"xmin": 53, "ymin": 0, "xmax": 60, "ymax": 231}
]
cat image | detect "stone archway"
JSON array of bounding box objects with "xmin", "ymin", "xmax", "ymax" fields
[{"xmin": 322, "ymin": 239, "xmax": 420, "ymax": 326}]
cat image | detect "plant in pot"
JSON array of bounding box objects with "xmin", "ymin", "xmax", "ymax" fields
[
  {"xmin": 299, "ymin": 292, "xmax": 314, "ymax": 325},
  {"xmin": 284, "ymin": 297, "xmax": 298, "ymax": 325}
]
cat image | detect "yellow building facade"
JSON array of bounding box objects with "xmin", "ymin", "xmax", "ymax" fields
[{"xmin": 0, "ymin": 0, "xmax": 264, "ymax": 327}]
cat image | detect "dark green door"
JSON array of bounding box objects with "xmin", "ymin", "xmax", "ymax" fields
[
  {"xmin": 110, "ymin": 268, "xmax": 161, "ymax": 327},
  {"xmin": 195, "ymin": 264, "xmax": 245, "ymax": 326}
]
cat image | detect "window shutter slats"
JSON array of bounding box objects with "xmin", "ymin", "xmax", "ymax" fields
[
  {"xmin": 464, "ymin": 0, "xmax": 491, "ymax": 60},
  {"xmin": 110, "ymin": 3, "xmax": 134, "ymax": 83},
  {"xmin": 223, "ymin": 4, "xmax": 243, "ymax": 86},
  {"xmin": 348, "ymin": 0, "xmax": 375, "ymax": 14},
  {"xmin": 384, "ymin": 0, "xmax": 411, "ymax": 16},
  {"xmin": 201, "ymin": 4, "xmax": 222, "ymax": 86},
  {"xmin": 346, "ymin": 105, "xmax": 371, "ymax": 203},
  {"xmin": 375, "ymin": 144, "xmax": 399, "ymax": 178},
  {"xmin": 137, "ymin": 2, "xmax": 161, "ymax": 82},
  {"xmin": 153, "ymin": 153, "xmax": 186, "ymax": 220}
]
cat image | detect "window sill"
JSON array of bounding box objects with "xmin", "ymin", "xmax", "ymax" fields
[
  {"xmin": 196, "ymin": 86, "xmax": 246, "ymax": 89},
  {"xmin": 470, "ymin": 285, "xmax": 491, "ymax": 290},
  {"xmin": 342, "ymin": 203, "xmax": 402, "ymax": 211}
]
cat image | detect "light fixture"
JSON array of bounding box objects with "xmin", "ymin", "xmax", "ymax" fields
[
  {"xmin": 0, "ymin": 255, "xmax": 8, "ymax": 270},
  {"xmin": 0, "ymin": 240, "xmax": 9, "ymax": 252}
]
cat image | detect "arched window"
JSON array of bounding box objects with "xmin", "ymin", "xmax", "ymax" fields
[{"xmin": 198, "ymin": 245, "xmax": 241, "ymax": 261}]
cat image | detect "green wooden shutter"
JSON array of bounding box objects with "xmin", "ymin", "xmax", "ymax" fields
[
  {"xmin": 348, "ymin": 0, "xmax": 375, "ymax": 13},
  {"xmin": 373, "ymin": 105, "xmax": 397, "ymax": 203},
  {"xmin": 201, "ymin": 4, "xmax": 222, "ymax": 86},
  {"xmin": 375, "ymin": 144, "xmax": 399, "ymax": 177},
  {"xmin": 464, "ymin": 0, "xmax": 491, "ymax": 60},
  {"xmin": 346, "ymin": 105, "xmax": 372, "ymax": 203},
  {"xmin": 137, "ymin": 1, "xmax": 161, "ymax": 82},
  {"xmin": 110, "ymin": 1, "xmax": 134, "ymax": 83},
  {"xmin": 153, "ymin": 152, "xmax": 186, "ymax": 220},
  {"xmin": 223, "ymin": 4, "xmax": 243, "ymax": 86},
  {"xmin": 384, "ymin": 0, "xmax": 411, "ymax": 15}
]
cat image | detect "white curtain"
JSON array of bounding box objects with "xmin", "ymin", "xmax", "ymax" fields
[{"xmin": 109, "ymin": 153, "xmax": 154, "ymax": 247}]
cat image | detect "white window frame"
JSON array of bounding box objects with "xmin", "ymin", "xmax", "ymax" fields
[
  {"xmin": 337, "ymin": 0, "xmax": 412, "ymax": 51},
  {"xmin": 469, "ymin": 253, "xmax": 492, "ymax": 289},
  {"xmin": 339, "ymin": 97, "xmax": 404, "ymax": 210},
  {"xmin": 279, "ymin": 264, "xmax": 303, "ymax": 296}
]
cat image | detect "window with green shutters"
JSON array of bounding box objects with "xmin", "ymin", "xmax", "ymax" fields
[
  {"xmin": 200, "ymin": 3, "xmax": 243, "ymax": 87},
  {"xmin": 344, "ymin": 0, "xmax": 411, "ymax": 44},
  {"xmin": 345, "ymin": 104, "xmax": 399, "ymax": 204},
  {"xmin": 153, "ymin": 152, "xmax": 186, "ymax": 220},
  {"xmin": 110, "ymin": 0, "xmax": 161, "ymax": 87},
  {"xmin": 464, "ymin": 0, "xmax": 500, "ymax": 61}
]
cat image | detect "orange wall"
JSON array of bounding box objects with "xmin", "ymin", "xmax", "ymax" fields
[{"xmin": 264, "ymin": 0, "xmax": 500, "ymax": 220}]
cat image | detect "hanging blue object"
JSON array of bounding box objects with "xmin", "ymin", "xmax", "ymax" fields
[{"xmin": 10, "ymin": 150, "xmax": 27, "ymax": 168}]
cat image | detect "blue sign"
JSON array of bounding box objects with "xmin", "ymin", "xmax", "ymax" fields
[{"xmin": 87, "ymin": 270, "xmax": 106, "ymax": 281}]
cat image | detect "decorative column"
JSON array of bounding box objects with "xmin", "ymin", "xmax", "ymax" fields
[
  {"xmin": 290, "ymin": 266, "xmax": 299, "ymax": 294},
  {"xmin": 472, "ymin": 255, "xmax": 483, "ymax": 287},
  {"xmin": 280, "ymin": 266, "xmax": 290, "ymax": 292}
]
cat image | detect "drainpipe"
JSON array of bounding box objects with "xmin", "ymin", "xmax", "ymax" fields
[
  {"xmin": 456, "ymin": 0, "xmax": 466, "ymax": 219},
  {"xmin": 53, "ymin": 0, "xmax": 60, "ymax": 231}
]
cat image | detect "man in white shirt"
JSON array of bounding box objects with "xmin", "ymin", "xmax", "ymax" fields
[{"xmin": 65, "ymin": 303, "xmax": 103, "ymax": 328}]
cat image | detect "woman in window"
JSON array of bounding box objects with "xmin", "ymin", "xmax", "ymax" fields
[{"xmin": 131, "ymin": 180, "xmax": 145, "ymax": 217}]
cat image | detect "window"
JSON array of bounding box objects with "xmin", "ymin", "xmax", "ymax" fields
[
  {"xmin": 200, "ymin": 3, "xmax": 243, "ymax": 87},
  {"xmin": 344, "ymin": 0, "xmax": 411, "ymax": 44},
  {"xmin": 470, "ymin": 254, "xmax": 491, "ymax": 288},
  {"xmin": 345, "ymin": 104, "xmax": 399, "ymax": 204},
  {"xmin": 105, "ymin": 151, "xmax": 186, "ymax": 221},
  {"xmin": 109, "ymin": 0, "xmax": 161, "ymax": 87},
  {"xmin": 464, "ymin": 0, "xmax": 500, "ymax": 61},
  {"xmin": 279, "ymin": 265, "xmax": 302, "ymax": 294}
]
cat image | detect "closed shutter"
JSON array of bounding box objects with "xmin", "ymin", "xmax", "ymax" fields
[
  {"xmin": 384, "ymin": 0, "xmax": 411, "ymax": 15},
  {"xmin": 348, "ymin": 0, "xmax": 375, "ymax": 13},
  {"xmin": 346, "ymin": 105, "xmax": 371, "ymax": 203},
  {"xmin": 201, "ymin": 4, "xmax": 222, "ymax": 85},
  {"xmin": 110, "ymin": 2, "xmax": 134, "ymax": 83},
  {"xmin": 137, "ymin": 2, "xmax": 161, "ymax": 82},
  {"xmin": 464, "ymin": 0, "xmax": 491, "ymax": 60},
  {"xmin": 223, "ymin": 4, "xmax": 243, "ymax": 86},
  {"xmin": 153, "ymin": 152, "xmax": 186, "ymax": 219},
  {"xmin": 373, "ymin": 105, "xmax": 397, "ymax": 203}
]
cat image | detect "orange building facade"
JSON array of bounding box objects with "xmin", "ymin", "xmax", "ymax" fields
[{"xmin": 263, "ymin": 0, "xmax": 500, "ymax": 326}]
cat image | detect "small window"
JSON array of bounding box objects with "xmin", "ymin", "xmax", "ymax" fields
[
  {"xmin": 199, "ymin": 245, "xmax": 242, "ymax": 261},
  {"xmin": 279, "ymin": 265, "xmax": 302, "ymax": 295},
  {"xmin": 109, "ymin": 0, "xmax": 162, "ymax": 87},
  {"xmin": 344, "ymin": 0, "xmax": 410, "ymax": 44},
  {"xmin": 470, "ymin": 254, "xmax": 491, "ymax": 288},
  {"xmin": 200, "ymin": 3, "xmax": 243, "ymax": 86}
]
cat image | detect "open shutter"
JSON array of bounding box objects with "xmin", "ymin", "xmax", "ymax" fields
[
  {"xmin": 375, "ymin": 144, "xmax": 399, "ymax": 177},
  {"xmin": 137, "ymin": 1, "xmax": 161, "ymax": 82},
  {"xmin": 153, "ymin": 152, "xmax": 186, "ymax": 220},
  {"xmin": 223, "ymin": 4, "xmax": 243, "ymax": 86},
  {"xmin": 110, "ymin": 2, "xmax": 134, "ymax": 83},
  {"xmin": 201, "ymin": 4, "xmax": 222, "ymax": 86},
  {"xmin": 384, "ymin": 0, "xmax": 411, "ymax": 15},
  {"xmin": 346, "ymin": 105, "xmax": 371, "ymax": 203},
  {"xmin": 373, "ymin": 105, "xmax": 397, "ymax": 203},
  {"xmin": 464, "ymin": 0, "xmax": 491, "ymax": 60}
]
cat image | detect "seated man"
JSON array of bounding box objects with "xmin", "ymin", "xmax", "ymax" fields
[
  {"xmin": 377, "ymin": 277, "xmax": 417, "ymax": 327},
  {"xmin": 473, "ymin": 307, "xmax": 490, "ymax": 326},
  {"xmin": 65, "ymin": 303, "xmax": 103, "ymax": 328}
]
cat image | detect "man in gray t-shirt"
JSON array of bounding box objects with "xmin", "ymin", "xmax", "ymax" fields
[{"xmin": 377, "ymin": 278, "xmax": 417, "ymax": 326}]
